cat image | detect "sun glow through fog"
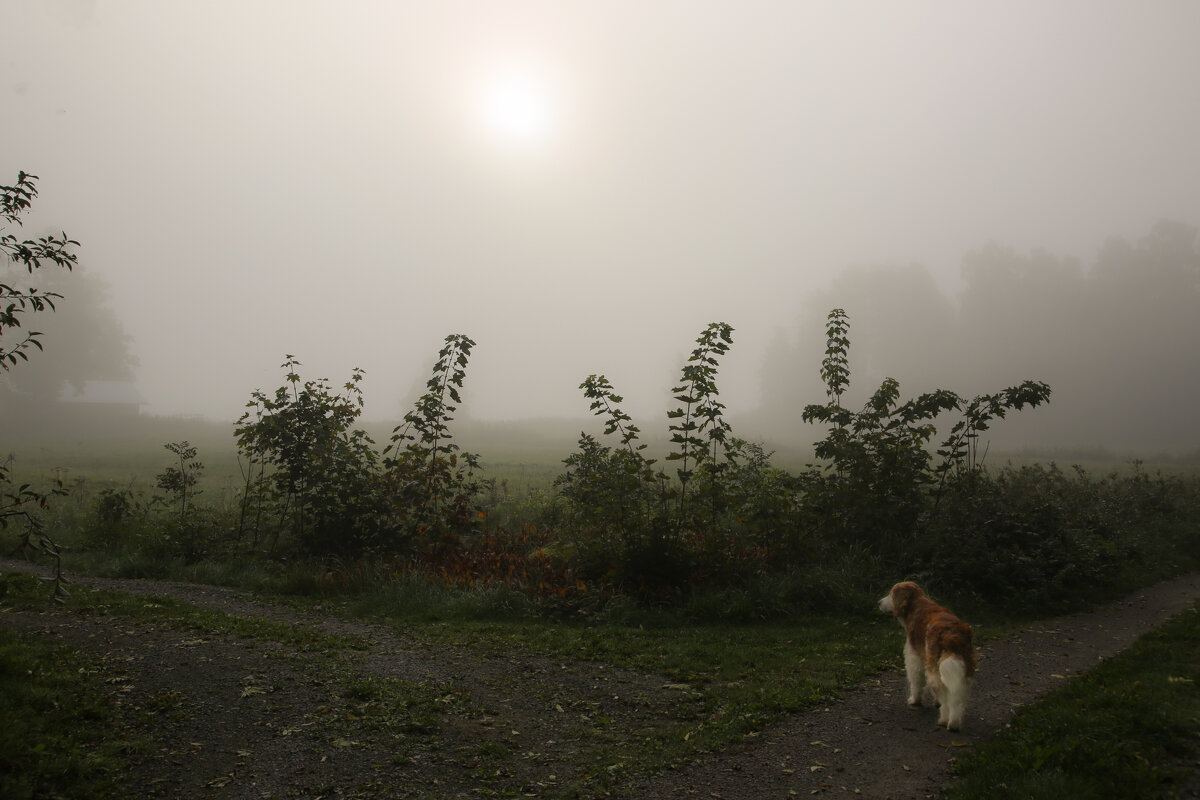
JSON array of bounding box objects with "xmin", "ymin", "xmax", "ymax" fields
[{"xmin": 475, "ymin": 68, "xmax": 556, "ymax": 150}]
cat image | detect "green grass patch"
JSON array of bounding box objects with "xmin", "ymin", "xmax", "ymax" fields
[
  {"xmin": 2, "ymin": 570, "xmax": 369, "ymax": 652},
  {"xmin": 0, "ymin": 624, "xmax": 138, "ymax": 800},
  {"xmin": 947, "ymin": 607, "xmax": 1200, "ymax": 799},
  {"xmin": 380, "ymin": 599, "xmax": 900, "ymax": 758},
  {"xmin": 282, "ymin": 570, "xmax": 902, "ymax": 787},
  {"xmin": 497, "ymin": 619, "xmax": 887, "ymax": 751}
]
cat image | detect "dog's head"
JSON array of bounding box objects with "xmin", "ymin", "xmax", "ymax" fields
[{"xmin": 878, "ymin": 581, "xmax": 925, "ymax": 618}]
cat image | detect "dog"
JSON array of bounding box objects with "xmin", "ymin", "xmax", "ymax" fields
[{"xmin": 879, "ymin": 581, "xmax": 977, "ymax": 731}]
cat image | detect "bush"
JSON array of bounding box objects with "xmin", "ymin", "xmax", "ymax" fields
[
  {"xmin": 33, "ymin": 311, "xmax": 1200, "ymax": 624},
  {"xmin": 800, "ymin": 308, "xmax": 1051, "ymax": 559},
  {"xmin": 912, "ymin": 464, "xmax": 1200, "ymax": 614},
  {"xmin": 233, "ymin": 336, "xmax": 485, "ymax": 558}
]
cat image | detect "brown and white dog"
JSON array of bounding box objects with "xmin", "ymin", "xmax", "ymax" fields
[{"xmin": 879, "ymin": 581, "xmax": 977, "ymax": 731}]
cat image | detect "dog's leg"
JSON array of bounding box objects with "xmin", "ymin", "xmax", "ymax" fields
[
  {"xmin": 931, "ymin": 673, "xmax": 948, "ymax": 726},
  {"xmin": 904, "ymin": 641, "xmax": 925, "ymax": 707}
]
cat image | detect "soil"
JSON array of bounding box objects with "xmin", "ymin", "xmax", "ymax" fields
[{"xmin": 3, "ymin": 559, "xmax": 1199, "ymax": 800}]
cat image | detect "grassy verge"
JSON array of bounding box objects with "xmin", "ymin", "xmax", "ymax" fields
[
  {"xmin": 330, "ymin": 571, "xmax": 901, "ymax": 769},
  {"xmin": 0, "ymin": 625, "xmax": 139, "ymax": 799},
  {"xmin": 0, "ymin": 572, "xmax": 461, "ymax": 797},
  {"xmin": 947, "ymin": 607, "xmax": 1200, "ymax": 799},
  {"xmin": 1, "ymin": 572, "xmax": 370, "ymax": 653},
  {"xmin": 437, "ymin": 614, "xmax": 898, "ymax": 761}
]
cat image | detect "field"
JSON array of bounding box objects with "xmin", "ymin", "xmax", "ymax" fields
[{"xmin": 6, "ymin": 414, "xmax": 1196, "ymax": 513}]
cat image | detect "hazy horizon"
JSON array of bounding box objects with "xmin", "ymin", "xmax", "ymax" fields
[{"xmin": 4, "ymin": 1, "xmax": 1199, "ymax": 454}]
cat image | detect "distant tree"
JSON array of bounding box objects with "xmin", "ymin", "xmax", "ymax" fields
[
  {"xmin": 790, "ymin": 221, "xmax": 1200, "ymax": 452},
  {"xmin": 956, "ymin": 244, "xmax": 1087, "ymax": 387},
  {"xmin": 1083, "ymin": 220, "xmax": 1200, "ymax": 449},
  {"xmin": 0, "ymin": 265, "xmax": 136, "ymax": 406},
  {"xmin": 1, "ymin": 171, "xmax": 79, "ymax": 600}
]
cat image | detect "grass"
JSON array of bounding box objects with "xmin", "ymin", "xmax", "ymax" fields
[
  {"xmin": 0, "ymin": 612, "xmax": 139, "ymax": 799},
  {"xmin": 0, "ymin": 571, "xmax": 370, "ymax": 652},
  {"xmin": 436, "ymin": 614, "xmax": 898, "ymax": 758},
  {"xmin": 328, "ymin": 570, "xmax": 901, "ymax": 764},
  {"xmin": 947, "ymin": 607, "xmax": 1200, "ymax": 799},
  {"xmin": 8, "ymin": 420, "xmax": 1196, "ymax": 514},
  {"xmin": 2, "ymin": 417, "xmax": 578, "ymax": 500},
  {"xmin": 238, "ymin": 565, "xmax": 900, "ymax": 786},
  {"xmin": 0, "ymin": 571, "xmax": 457, "ymax": 798}
]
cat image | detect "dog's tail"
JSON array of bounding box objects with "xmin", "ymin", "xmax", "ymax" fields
[
  {"xmin": 939, "ymin": 655, "xmax": 969, "ymax": 692},
  {"xmin": 939, "ymin": 655, "xmax": 972, "ymax": 730},
  {"xmin": 935, "ymin": 624, "xmax": 978, "ymax": 676}
]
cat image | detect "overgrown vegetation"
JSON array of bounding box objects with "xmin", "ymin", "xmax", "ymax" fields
[
  {"xmin": 227, "ymin": 337, "xmax": 487, "ymax": 562},
  {"xmin": 5, "ymin": 310, "xmax": 1198, "ymax": 620}
]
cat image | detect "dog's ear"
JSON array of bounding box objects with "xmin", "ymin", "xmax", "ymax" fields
[{"xmin": 892, "ymin": 582, "xmax": 921, "ymax": 617}]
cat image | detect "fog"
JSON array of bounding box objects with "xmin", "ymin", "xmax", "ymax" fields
[{"xmin": 3, "ymin": 1, "xmax": 1199, "ymax": 455}]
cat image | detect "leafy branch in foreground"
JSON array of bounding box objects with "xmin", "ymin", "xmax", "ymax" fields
[
  {"xmin": 582, "ymin": 374, "xmax": 647, "ymax": 458},
  {"xmin": 155, "ymin": 441, "xmax": 204, "ymax": 527},
  {"xmin": 385, "ymin": 334, "xmax": 483, "ymax": 534},
  {"xmin": 388, "ymin": 334, "xmax": 475, "ymax": 467},
  {"xmin": 801, "ymin": 308, "xmax": 1052, "ymax": 549},
  {"xmin": 556, "ymin": 375, "xmax": 660, "ymax": 536},
  {"xmin": 935, "ymin": 381, "xmax": 1053, "ymax": 480},
  {"xmin": 1, "ymin": 171, "xmax": 78, "ymax": 599},
  {"xmin": 666, "ymin": 322, "xmax": 734, "ymax": 521},
  {"xmin": 1, "ymin": 171, "xmax": 79, "ymax": 370},
  {"xmin": 819, "ymin": 307, "xmax": 850, "ymax": 408},
  {"xmin": 2, "ymin": 483, "xmax": 70, "ymax": 603}
]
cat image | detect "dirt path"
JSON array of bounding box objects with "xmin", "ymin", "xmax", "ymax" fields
[{"xmin": 3, "ymin": 560, "xmax": 1199, "ymax": 799}]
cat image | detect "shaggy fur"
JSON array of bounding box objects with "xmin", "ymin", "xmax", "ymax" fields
[{"xmin": 879, "ymin": 581, "xmax": 977, "ymax": 731}]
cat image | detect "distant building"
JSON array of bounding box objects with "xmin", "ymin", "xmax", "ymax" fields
[{"xmin": 57, "ymin": 380, "xmax": 146, "ymax": 421}]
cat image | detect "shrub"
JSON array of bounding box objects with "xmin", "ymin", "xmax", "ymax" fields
[
  {"xmin": 81, "ymin": 488, "xmax": 147, "ymax": 553},
  {"xmin": 801, "ymin": 308, "xmax": 1051, "ymax": 560},
  {"xmin": 555, "ymin": 323, "xmax": 799, "ymax": 598},
  {"xmin": 235, "ymin": 356, "xmax": 385, "ymax": 555},
  {"xmin": 233, "ymin": 336, "xmax": 484, "ymax": 559},
  {"xmin": 384, "ymin": 334, "xmax": 484, "ymax": 538},
  {"xmin": 916, "ymin": 464, "xmax": 1200, "ymax": 613}
]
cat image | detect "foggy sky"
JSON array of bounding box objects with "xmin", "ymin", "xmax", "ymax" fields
[{"xmin": 4, "ymin": 1, "xmax": 1200, "ymax": 451}]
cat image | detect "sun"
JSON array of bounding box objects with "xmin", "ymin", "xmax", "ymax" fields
[{"xmin": 474, "ymin": 69, "xmax": 556, "ymax": 149}]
